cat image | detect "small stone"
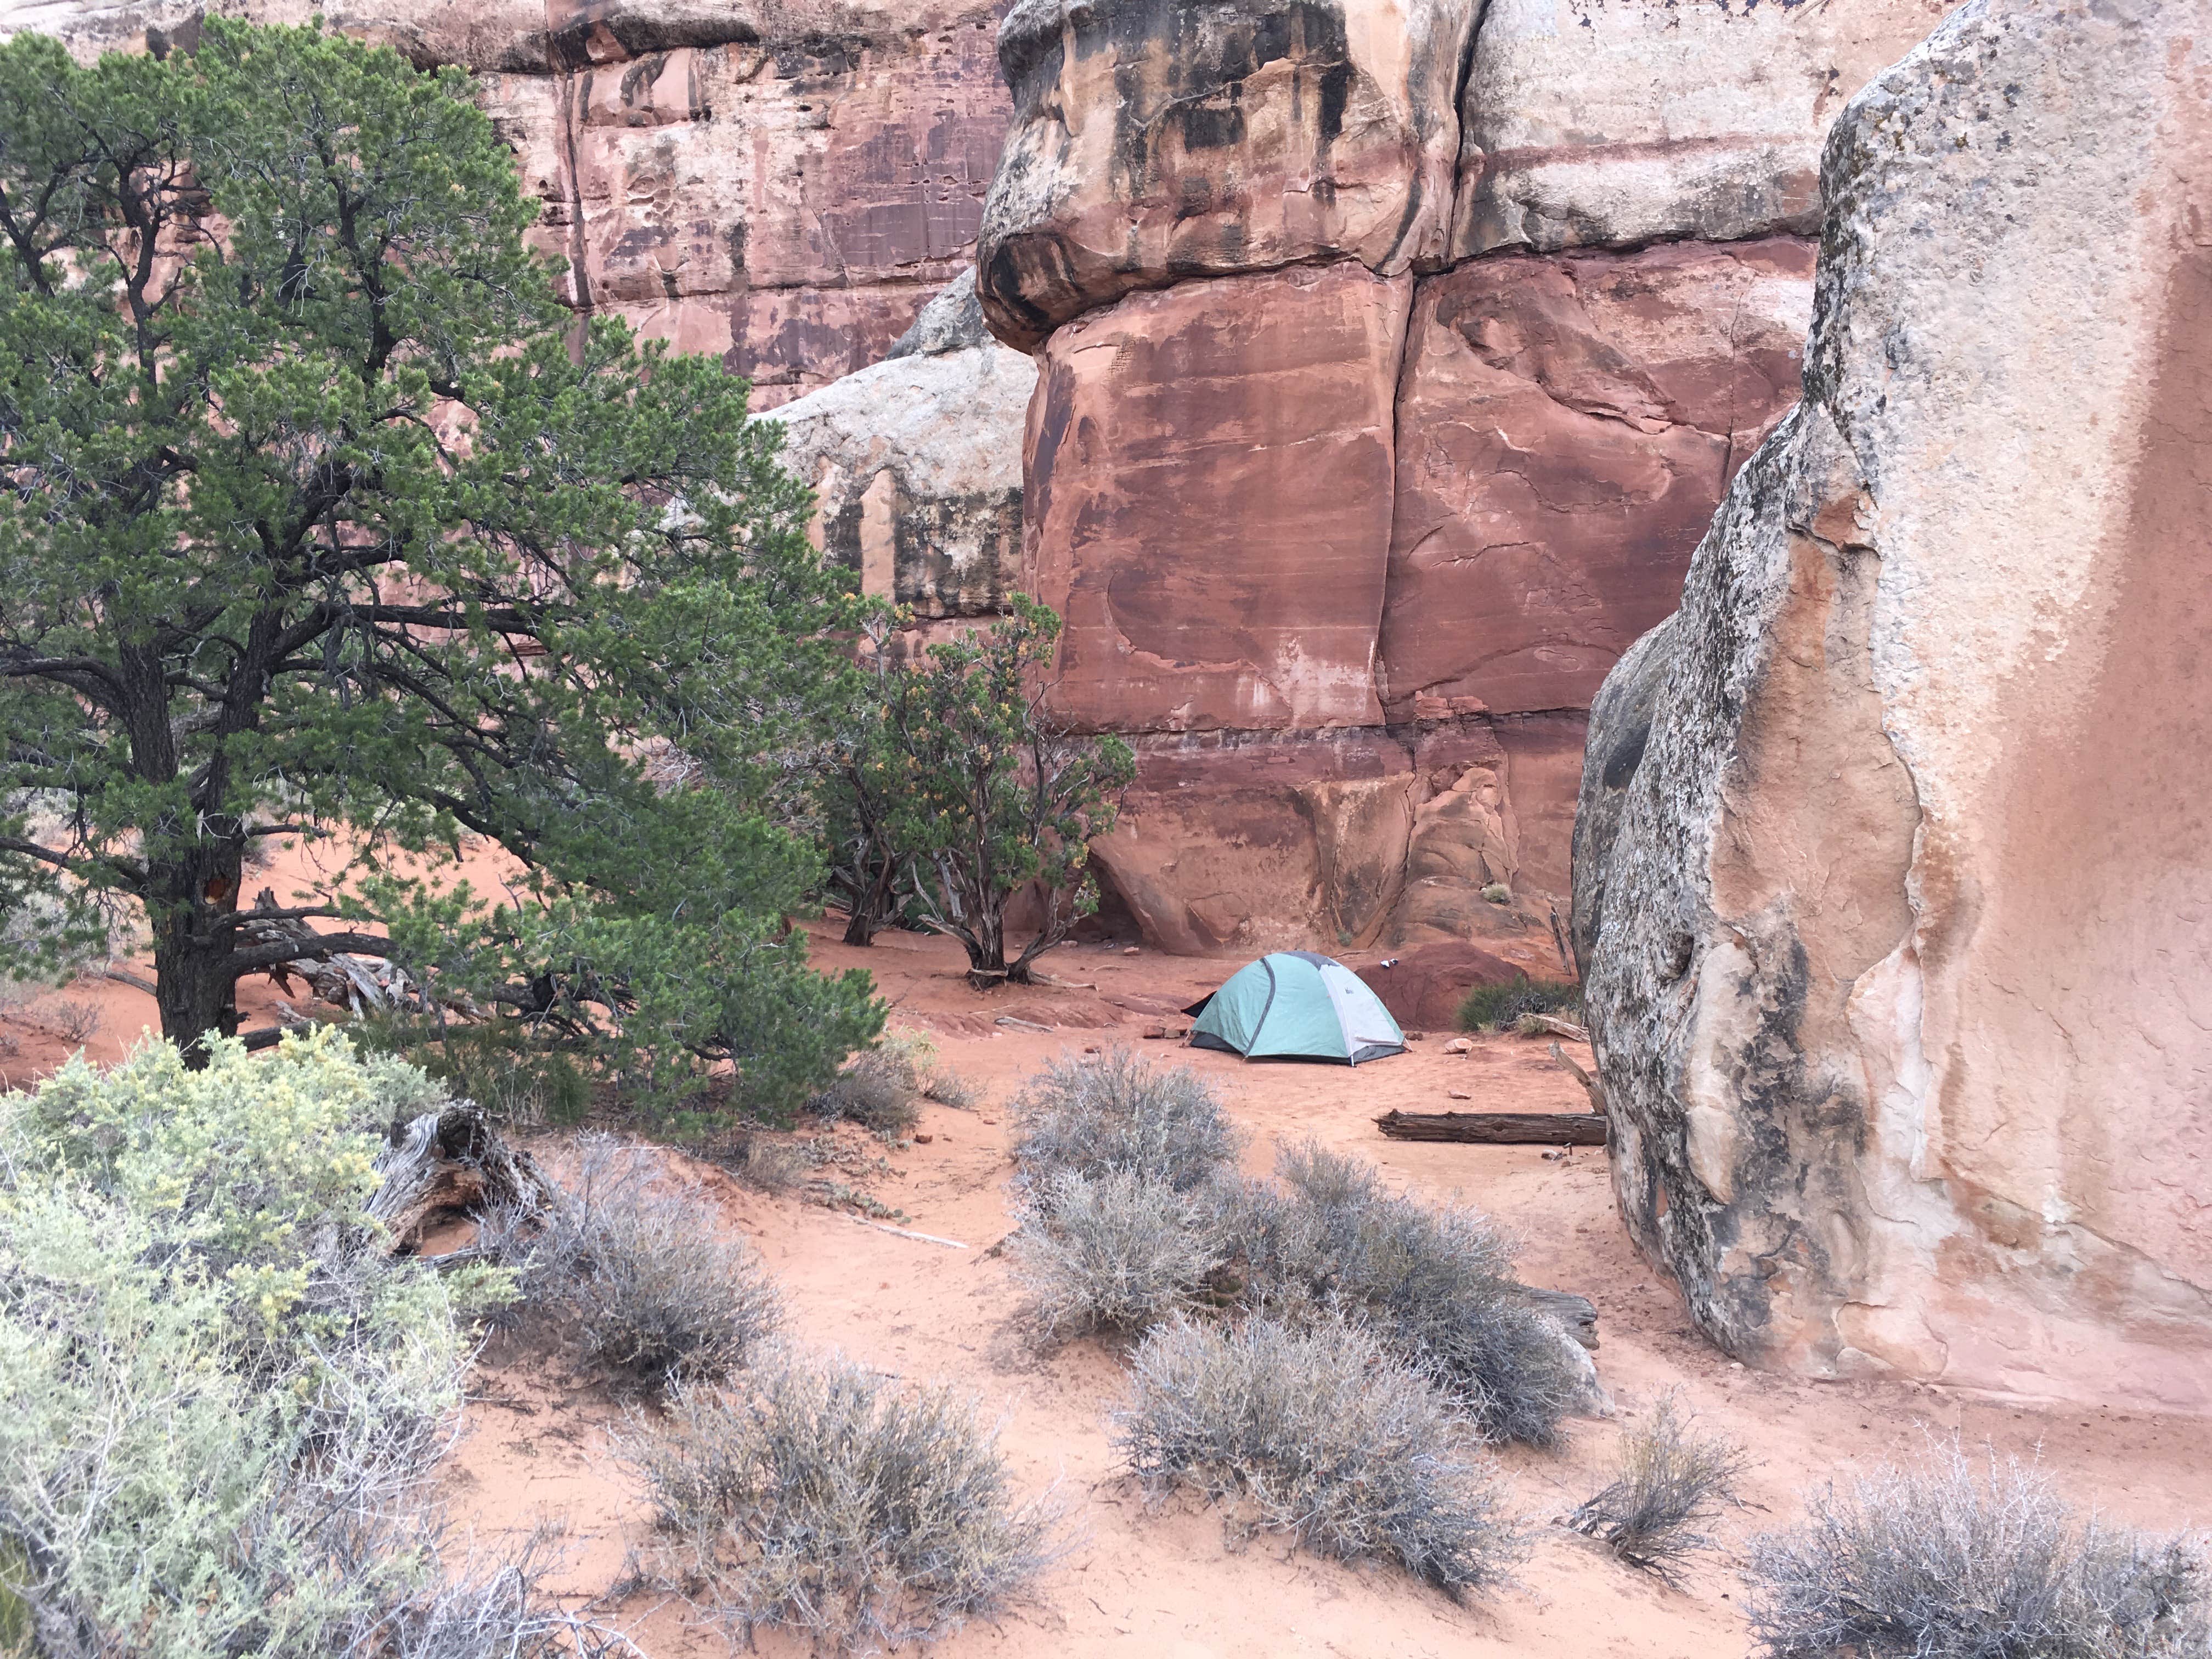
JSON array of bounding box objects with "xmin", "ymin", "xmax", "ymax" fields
[
  {"xmin": 1123, "ymin": 946, "xmax": 1141, "ymax": 956},
  {"xmin": 1443, "ymin": 1037, "xmax": 1473, "ymax": 1054},
  {"xmin": 1082, "ymin": 1044, "xmax": 1102, "ymax": 1055},
  {"xmin": 912, "ymin": 1133, "xmax": 934, "ymax": 1144},
  {"xmin": 1141, "ymin": 1023, "xmax": 1169, "ymax": 1039},
  {"xmin": 1447, "ymin": 1089, "xmax": 1473, "ymax": 1102},
  {"xmin": 1405, "ymin": 1030, "xmax": 1427, "ymax": 1042}
]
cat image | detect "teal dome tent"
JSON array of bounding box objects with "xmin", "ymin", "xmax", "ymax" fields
[{"xmin": 1183, "ymin": 952, "xmax": 1406, "ymax": 1065}]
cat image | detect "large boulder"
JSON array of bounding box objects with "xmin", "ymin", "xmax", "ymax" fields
[
  {"xmin": 1451, "ymin": 0, "xmax": 1958, "ymax": 259},
  {"xmin": 1575, "ymin": 0, "xmax": 2212, "ymax": 1412},
  {"xmin": 1379, "ymin": 238, "xmax": 1812, "ymax": 720},
  {"xmin": 770, "ymin": 273, "xmax": 1035, "ymax": 616},
  {"xmin": 977, "ymin": 0, "xmax": 1482, "ymax": 351},
  {"xmin": 1357, "ymin": 940, "xmax": 1526, "ymax": 1030}
]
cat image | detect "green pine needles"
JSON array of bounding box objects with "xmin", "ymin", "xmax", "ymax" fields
[
  {"xmin": 822, "ymin": 598, "xmax": 1134, "ymax": 986},
  {"xmin": 0, "ymin": 21, "xmax": 880, "ymax": 1113}
]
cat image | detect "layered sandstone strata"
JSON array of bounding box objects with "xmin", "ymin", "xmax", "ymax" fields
[
  {"xmin": 1574, "ymin": 0, "xmax": 2212, "ymax": 1410},
  {"xmin": 1380, "ymin": 239, "xmax": 1813, "ymax": 721},
  {"xmin": 974, "ymin": 0, "xmax": 1951, "ymax": 960},
  {"xmin": 977, "ymin": 0, "xmax": 1480, "ymax": 350},
  {"xmin": 16, "ymin": 0, "xmax": 1017, "ymax": 407},
  {"xmin": 1452, "ymin": 0, "xmax": 1956, "ymax": 258}
]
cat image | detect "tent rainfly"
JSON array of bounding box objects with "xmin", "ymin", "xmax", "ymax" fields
[{"xmin": 1183, "ymin": 951, "xmax": 1406, "ymax": 1065}]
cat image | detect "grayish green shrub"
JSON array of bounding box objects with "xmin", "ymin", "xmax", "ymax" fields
[
  {"xmin": 1011, "ymin": 1049, "xmax": 1240, "ymax": 1193},
  {"xmin": 0, "ymin": 1031, "xmax": 594, "ymax": 1657},
  {"xmin": 808, "ymin": 1036, "xmax": 927, "ymax": 1135},
  {"xmin": 1116, "ymin": 1315, "xmax": 1524, "ymax": 1599},
  {"xmin": 723, "ymin": 1128, "xmax": 809, "ymax": 1194},
  {"xmin": 1221, "ymin": 1143, "xmax": 1586, "ymax": 1447},
  {"xmin": 1744, "ymin": 1440, "xmax": 2210, "ymax": 1657},
  {"xmin": 1455, "ymin": 976, "xmax": 1582, "ymax": 1032},
  {"xmin": 625, "ymin": 1349, "xmax": 1061, "ymax": 1654},
  {"xmin": 482, "ymin": 1135, "xmax": 780, "ymax": 1389},
  {"xmin": 1014, "ymin": 1167, "xmax": 1229, "ymax": 1338},
  {"xmin": 923, "ymin": 1065, "xmax": 981, "ymax": 1110},
  {"xmin": 1568, "ymin": 1393, "xmax": 1748, "ymax": 1582}
]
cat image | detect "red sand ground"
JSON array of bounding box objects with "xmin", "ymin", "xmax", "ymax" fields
[{"xmin": 6, "ymin": 919, "xmax": 2208, "ymax": 1657}]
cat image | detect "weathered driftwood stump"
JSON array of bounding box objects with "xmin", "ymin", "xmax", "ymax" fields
[{"xmin": 368, "ymin": 1102, "xmax": 554, "ymax": 1251}]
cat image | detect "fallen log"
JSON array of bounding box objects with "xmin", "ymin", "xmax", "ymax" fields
[
  {"xmin": 1522, "ymin": 1012, "xmax": 1592, "ymax": 1043},
  {"xmin": 1373, "ymin": 1109, "xmax": 1607, "ymax": 1146},
  {"xmin": 1549, "ymin": 1040, "xmax": 1608, "ymax": 1114}
]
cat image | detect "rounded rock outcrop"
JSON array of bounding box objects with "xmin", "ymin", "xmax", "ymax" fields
[{"xmin": 1575, "ymin": 0, "xmax": 2212, "ymax": 1413}]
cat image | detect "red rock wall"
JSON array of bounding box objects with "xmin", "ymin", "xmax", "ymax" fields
[
  {"xmin": 1381, "ymin": 239, "xmax": 1814, "ymax": 721},
  {"xmin": 18, "ymin": 0, "xmax": 1958, "ymax": 961},
  {"xmin": 31, "ymin": 0, "xmax": 1019, "ymax": 409},
  {"xmin": 528, "ymin": 5, "xmax": 1016, "ymax": 405},
  {"xmin": 1025, "ymin": 261, "xmax": 1407, "ymax": 734},
  {"xmin": 980, "ymin": 0, "xmax": 1960, "ymax": 962}
]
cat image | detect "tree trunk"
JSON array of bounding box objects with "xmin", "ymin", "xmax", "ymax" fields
[
  {"xmin": 962, "ymin": 905, "xmax": 1009, "ymax": 991},
  {"xmin": 149, "ymin": 854, "xmax": 244, "ymax": 1065},
  {"xmin": 840, "ymin": 855, "xmax": 899, "ymax": 945}
]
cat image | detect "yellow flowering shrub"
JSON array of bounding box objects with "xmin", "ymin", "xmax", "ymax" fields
[{"xmin": 0, "ymin": 1030, "xmax": 521, "ymax": 1655}]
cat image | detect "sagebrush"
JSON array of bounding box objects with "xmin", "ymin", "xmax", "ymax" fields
[
  {"xmin": 0, "ymin": 1031, "xmax": 599, "ymax": 1656},
  {"xmin": 482, "ymin": 1135, "xmax": 781, "ymax": 1389},
  {"xmin": 1222, "ymin": 1143, "xmax": 1589, "ymax": 1446},
  {"xmin": 1116, "ymin": 1315, "xmax": 1524, "ymax": 1599},
  {"xmin": 1743, "ymin": 1440, "xmax": 2210, "ymax": 1657},
  {"xmin": 1011, "ymin": 1049, "xmax": 1240, "ymax": 1194},
  {"xmin": 1014, "ymin": 1167, "xmax": 1229, "ymax": 1339},
  {"xmin": 808, "ymin": 1034, "xmax": 929, "ymax": 1134},
  {"xmin": 627, "ymin": 1350, "xmax": 1061, "ymax": 1652},
  {"xmin": 1568, "ymin": 1394, "xmax": 1747, "ymax": 1582}
]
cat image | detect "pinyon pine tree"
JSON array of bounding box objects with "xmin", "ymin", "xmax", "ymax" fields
[
  {"xmin": 0, "ymin": 21, "xmax": 879, "ymax": 1110},
  {"xmin": 865, "ymin": 599, "xmax": 1133, "ymax": 987}
]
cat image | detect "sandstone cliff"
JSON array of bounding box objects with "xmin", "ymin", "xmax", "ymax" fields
[
  {"xmin": 13, "ymin": 0, "xmax": 1016, "ymax": 406},
  {"xmin": 1574, "ymin": 0, "xmax": 2212, "ymax": 1412},
  {"xmin": 770, "ymin": 272, "xmax": 1035, "ymax": 619},
  {"xmin": 970, "ymin": 0, "xmax": 1951, "ymax": 962}
]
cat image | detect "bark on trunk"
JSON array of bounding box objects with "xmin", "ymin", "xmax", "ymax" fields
[{"xmin": 149, "ymin": 853, "xmax": 244, "ymax": 1064}]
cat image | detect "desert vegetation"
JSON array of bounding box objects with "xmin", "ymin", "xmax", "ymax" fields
[
  {"xmin": 1457, "ymin": 975, "xmax": 1585, "ymax": 1032},
  {"xmin": 1009, "ymin": 1057, "xmax": 1588, "ymax": 1448},
  {"xmin": 1011, "ymin": 1048, "xmax": 1244, "ymax": 1194},
  {"xmin": 819, "ymin": 599, "xmax": 1134, "ymax": 982},
  {"xmin": 480, "ymin": 1136, "xmax": 784, "ymax": 1391},
  {"xmin": 1117, "ymin": 1314, "xmax": 1525, "ymax": 1599},
  {"xmin": 0, "ymin": 1030, "xmax": 608, "ymax": 1655},
  {"xmin": 1568, "ymin": 1394, "xmax": 1748, "ymax": 1582},
  {"xmin": 1744, "ymin": 1442, "xmax": 2209, "ymax": 1658},
  {"xmin": 0, "ymin": 20, "xmax": 880, "ymax": 1119},
  {"xmin": 807, "ymin": 1031, "xmax": 979, "ymax": 1135},
  {"xmin": 1001, "ymin": 1051, "xmax": 1600, "ymax": 1600},
  {"xmin": 625, "ymin": 1355, "xmax": 1062, "ymax": 1652}
]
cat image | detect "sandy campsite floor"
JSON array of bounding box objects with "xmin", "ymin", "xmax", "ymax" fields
[{"xmin": 5, "ymin": 922, "xmax": 2209, "ymax": 1657}]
